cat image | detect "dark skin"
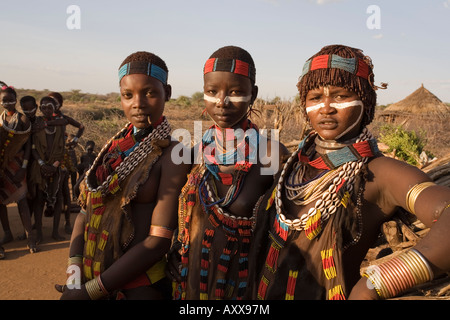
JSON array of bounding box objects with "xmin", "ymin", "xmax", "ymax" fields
[
  {"xmin": 32, "ymin": 100, "xmax": 66, "ymax": 242},
  {"xmin": 46, "ymin": 100, "xmax": 84, "ymax": 233},
  {"xmin": 204, "ymin": 71, "xmax": 277, "ymax": 217},
  {"xmin": 286, "ymin": 86, "xmax": 450, "ymax": 300},
  {"xmin": 20, "ymin": 100, "xmax": 41, "ymax": 133},
  {"xmin": 57, "ymin": 73, "xmax": 190, "ymax": 299},
  {"xmin": 166, "ymin": 71, "xmax": 289, "ymax": 283},
  {"xmin": 0, "ymin": 92, "xmax": 35, "ymax": 251},
  {"xmin": 47, "ymin": 101, "xmax": 85, "ymax": 148}
]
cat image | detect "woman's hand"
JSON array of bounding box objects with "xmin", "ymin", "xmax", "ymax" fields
[
  {"xmin": 55, "ymin": 283, "xmax": 91, "ymax": 300},
  {"xmin": 165, "ymin": 245, "xmax": 182, "ymax": 283}
]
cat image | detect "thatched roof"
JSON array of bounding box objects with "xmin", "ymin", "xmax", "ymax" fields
[{"xmin": 380, "ymin": 84, "xmax": 450, "ymax": 119}]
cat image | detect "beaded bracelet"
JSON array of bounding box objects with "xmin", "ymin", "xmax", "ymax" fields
[{"xmin": 363, "ymin": 248, "xmax": 433, "ymax": 299}]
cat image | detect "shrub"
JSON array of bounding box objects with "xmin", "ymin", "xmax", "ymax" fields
[{"xmin": 379, "ymin": 124, "xmax": 428, "ymax": 166}]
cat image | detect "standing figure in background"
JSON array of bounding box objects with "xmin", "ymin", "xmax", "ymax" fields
[
  {"xmin": 0, "ymin": 85, "xmax": 37, "ymax": 254},
  {"xmin": 30, "ymin": 96, "xmax": 66, "ymax": 243},
  {"xmin": 45, "ymin": 92, "xmax": 84, "ymax": 235}
]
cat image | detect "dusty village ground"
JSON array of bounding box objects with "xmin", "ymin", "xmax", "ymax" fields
[
  {"xmin": 1, "ymin": 89, "xmax": 449, "ymax": 300},
  {"xmin": 0, "ymin": 203, "xmax": 70, "ymax": 300}
]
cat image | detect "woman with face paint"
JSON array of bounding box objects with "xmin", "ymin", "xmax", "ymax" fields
[
  {"xmin": 247, "ymin": 44, "xmax": 450, "ymax": 300},
  {"xmin": 29, "ymin": 96, "xmax": 67, "ymax": 244},
  {"xmin": 0, "ymin": 86, "xmax": 36, "ymax": 256},
  {"xmin": 168, "ymin": 46, "xmax": 288, "ymax": 300}
]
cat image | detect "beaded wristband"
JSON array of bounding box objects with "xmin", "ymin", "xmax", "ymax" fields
[{"xmin": 363, "ymin": 249, "xmax": 433, "ymax": 299}]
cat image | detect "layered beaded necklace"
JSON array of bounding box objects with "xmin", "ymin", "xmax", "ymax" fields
[
  {"xmin": 275, "ymin": 127, "xmax": 379, "ymax": 239},
  {"xmin": 184, "ymin": 120, "xmax": 259, "ymax": 299},
  {"xmin": 200, "ymin": 119, "xmax": 259, "ymax": 207},
  {"xmin": 0, "ymin": 110, "xmax": 30, "ymax": 170},
  {"xmin": 84, "ymin": 117, "xmax": 171, "ymax": 199},
  {"xmin": 0, "ymin": 110, "xmax": 20, "ymax": 132}
]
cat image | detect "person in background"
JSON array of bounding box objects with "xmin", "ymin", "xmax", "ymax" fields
[
  {"xmin": 30, "ymin": 96, "xmax": 66, "ymax": 243},
  {"xmin": 0, "ymin": 85, "xmax": 36, "ymax": 254}
]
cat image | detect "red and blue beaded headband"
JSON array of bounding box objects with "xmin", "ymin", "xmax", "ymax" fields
[
  {"xmin": 204, "ymin": 58, "xmax": 256, "ymax": 82},
  {"xmin": 118, "ymin": 61, "xmax": 168, "ymax": 85},
  {"xmin": 299, "ymin": 54, "xmax": 370, "ymax": 81}
]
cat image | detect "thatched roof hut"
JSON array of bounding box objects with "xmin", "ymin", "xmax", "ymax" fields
[{"xmin": 379, "ymin": 84, "xmax": 450, "ymax": 124}]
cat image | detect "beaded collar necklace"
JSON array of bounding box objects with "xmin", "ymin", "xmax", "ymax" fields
[
  {"xmin": 274, "ymin": 127, "xmax": 379, "ymax": 239},
  {"xmin": 0, "ymin": 110, "xmax": 20, "ymax": 132},
  {"xmin": 84, "ymin": 117, "xmax": 171, "ymax": 197},
  {"xmin": 201, "ymin": 119, "xmax": 259, "ymax": 185}
]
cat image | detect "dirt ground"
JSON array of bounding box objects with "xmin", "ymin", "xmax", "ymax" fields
[{"xmin": 0, "ymin": 203, "xmax": 72, "ymax": 300}]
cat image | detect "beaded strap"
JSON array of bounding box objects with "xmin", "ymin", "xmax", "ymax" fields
[{"xmin": 84, "ymin": 117, "xmax": 171, "ymax": 196}]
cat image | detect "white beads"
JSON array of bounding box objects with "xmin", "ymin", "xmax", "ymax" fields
[{"xmin": 274, "ymin": 128, "xmax": 374, "ymax": 232}]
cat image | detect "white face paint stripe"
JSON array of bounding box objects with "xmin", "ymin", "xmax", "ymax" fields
[
  {"xmin": 330, "ymin": 100, "xmax": 364, "ymax": 109},
  {"xmin": 306, "ymin": 103, "xmax": 324, "ymax": 114},
  {"xmin": 204, "ymin": 94, "xmax": 220, "ymax": 104},
  {"xmin": 306, "ymin": 100, "xmax": 363, "ymax": 113},
  {"xmin": 334, "ymin": 101, "xmax": 364, "ymax": 139},
  {"xmin": 203, "ymin": 94, "xmax": 252, "ymax": 105},
  {"xmin": 228, "ymin": 95, "xmax": 252, "ymax": 103},
  {"xmin": 23, "ymin": 108, "xmax": 37, "ymax": 114}
]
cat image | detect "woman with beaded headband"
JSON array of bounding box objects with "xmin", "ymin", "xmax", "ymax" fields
[
  {"xmin": 56, "ymin": 51, "xmax": 190, "ymax": 300},
  {"xmin": 167, "ymin": 45, "xmax": 287, "ymax": 300},
  {"xmin": 0, "ymin": 85, "xmax": 36, "ymax": 256},
  {"xmin": 246, "ymin": 44, "xmax": 450, "ymax": 300}
]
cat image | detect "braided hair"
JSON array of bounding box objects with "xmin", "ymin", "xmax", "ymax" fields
[{"xmin": 297, "ymin": 44, "xmax": 378, "ymax": 128}]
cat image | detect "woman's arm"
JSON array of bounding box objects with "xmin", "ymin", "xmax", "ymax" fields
[
  {"xmin": 90, "ymin": 142, "xmax": 190, "ymax": 293},
  {"xmin": 349, "ymin": 157, "xmax": 450, "ymax": 299}
]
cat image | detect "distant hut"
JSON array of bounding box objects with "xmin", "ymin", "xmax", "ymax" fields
[{"xmin": 379, "ymin": 84, "xmax": 450, "ymax": 125}]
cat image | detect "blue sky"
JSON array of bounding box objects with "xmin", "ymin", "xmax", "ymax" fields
[{"xmin": 1, "ymin": 0, "xmax": 449, "ymax": 105}]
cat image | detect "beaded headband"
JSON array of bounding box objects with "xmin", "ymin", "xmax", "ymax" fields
[
  {"xmin": 299, "ymin": 54, "xmax": 370, "ymax": 81},
  {"xmin": 204, "ymin": 58, "xmax": 255, "ymax": 82},
  {"xmin": 118, "ymin": 61, "xmax": 168, "ymax": 85}
]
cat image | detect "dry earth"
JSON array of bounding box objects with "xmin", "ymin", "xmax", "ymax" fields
[{"xmin": 0, "ymin": 203, "xmax": 70, "ymax": 300}]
